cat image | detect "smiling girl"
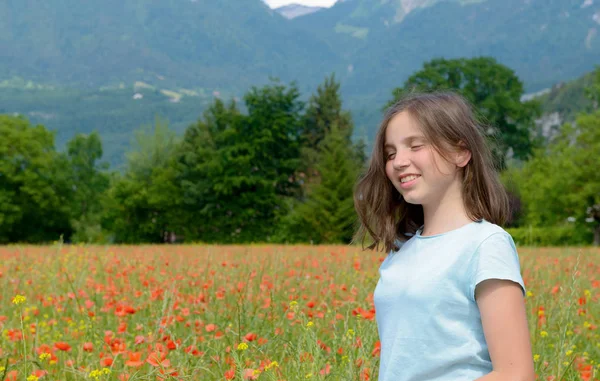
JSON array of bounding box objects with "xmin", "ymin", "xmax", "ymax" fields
[{"xmin": 354, "ymin": 92, "xmax": 534, "ymax": 381}]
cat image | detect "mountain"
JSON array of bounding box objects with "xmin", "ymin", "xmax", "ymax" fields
[
  {"xmin": 2, "ymin": 0, "xmax": 600, "ymax": 166},
  {"xmin": 275, "ymin": 4, "xmax": 325, "ymax": 19},
  {"xmin": 533, "ymin": 69, "xmax": 598, "ymax": 140},
  {"xmin": 294, "ymin": 0, "xmax": 600, "ymax": 98},
  {"xmin": 0, "ymin": 0, "xmax": 336, "ymax": 92}
]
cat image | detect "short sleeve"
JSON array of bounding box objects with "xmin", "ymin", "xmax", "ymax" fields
[{"xmin": 468, "ymin": 232, "xmax": 526, "ymax": 301}]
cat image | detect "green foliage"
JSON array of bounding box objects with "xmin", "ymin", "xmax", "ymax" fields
[
  {"xmin": 509, "ymin": 111, "xmax": 600, "ymax": 245},
  {"xmin": 2, "ymin": 0, "xmax": 600, "ymax": 168},
  {"xmin": 65, "ymin": 131, "xmax": 110, "ymax": 243},
  {"xmin": 0, "ymin": 85, "xmax": 212, "ymax": 169},
  {"xmin": 585, "ymin": 65, "xmax": 600, "ymax": 108},
  {"xmin": 299, "ymin": 74, "xmax": 358, "ymax": 185},
  {"xmin": 388, "ymin": 57, "xmax": 541, "ymax": 168},
  {"xmin": 505, "ymin": 225, "xmax": 592, "ymax": 247},
  {"xmin": 274, "ymin": 75, "xmax": 363, "ymax": 244},
  {"xmin": 104, "ymin": 118, "xmax": 182, "ymax": 243},
  {"xmin": 1, "ymin": 59, "xmax": 599, "ymax": 245},
  {"xmin": 276, "ymin": 124, "xmax": 361, "ymax": 244},
  {"xmin": 177, "ymin": 81, "xmax": 304, "ymax": 243},
  {"xmin": 537, "ymin": 70, "xmax": 597, "ymax": 124},
  {"xmin": 0, "ymin": 116, "xmax": 72, "ymax": 243},
  {"xmin": 125, "ymin": 117, "xmax": 180, "ymax": 179}
]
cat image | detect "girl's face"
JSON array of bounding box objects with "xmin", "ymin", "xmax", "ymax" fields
[{"xmin": 384, "ymin": 112, "xmax": 467, "ymax": 207}]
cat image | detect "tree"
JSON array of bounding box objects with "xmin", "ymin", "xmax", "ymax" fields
[
  {"xmin": 177, "ymin": 98, "xmax": 242, "ymax": 242},
  {"xmin": 299, "ymin": 74, "xmax": 359, "ymax": 188},
  {"xmin": 65, "ymin": 131, "xmax": 110, "ymax": 242},
  {"xmin": 515, "ymin": 112, "xmax": 600, "ymax": 245},
  {"xmin": 276, "ymin": 124, "xmax": 361, "ymax": 243},
  {"xmin": 585, "ymin": 65, "xmax": 600, "ymax": 109},
  {"xmin": 0, "ymin": 115, "xmax": 72, "ymax": 243},
  {"xmin": 387, "ymin": 57, "xmax": 541, "ymax": 168},
  {"xmin": 177, "ymin": 80, "xmax": 305, "ymax": 243},
  {"xmin": 104, "ymin": 117, "xmax": 182, "ymax": 243}
]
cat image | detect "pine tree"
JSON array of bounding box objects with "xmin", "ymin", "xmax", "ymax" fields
[
  {"xmin": 279, "ymin": 124, "xmax": 360, "ymax": 244},
  {"xmin": 300, "ymin": 74, "xmax": 354, "ymax": 187}
]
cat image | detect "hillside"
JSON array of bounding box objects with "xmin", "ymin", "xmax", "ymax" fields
[
  {"xmin": 2, "ymin": 0, "xmax": 600, "ymax": 166},
  {"xmin": 294, "ymin": 0, "xmax": 600, "ymax": 99},
  {"xmin": 0, "ymin": 0, "xmax": 336, "ymax": 92}
]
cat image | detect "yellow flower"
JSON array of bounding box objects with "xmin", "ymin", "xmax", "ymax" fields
[
  {"xmin": 27, "ymin": 376, "xmax": 39, "ymax": 381},
  {"xmin": 39, "ymin": 353, "xmax": 51, "ymax": 361},
  {"xmin": 0, "ymin": 367, "xmax": 5, "ymax": 372},
  {"xmin": 237, "ymin": 342, "xmax": 249, "ymax": 351},
  {"xmin": 526, "ymin": 291, "xmax": 533, "ymax": 297},
  {"xmin": 346, "ymin": 329, "xmax": 355, "ymax": 338},
  {"xmin": 533, "ymin": 354, "xmax": 540, "ymax": 362},
  {"xmin": 88, "ymin": 369, "xmax": 109, "ymax": 379},
  {"xmin": 305, "ymin": 373, "xmax": 313, "ymax": 379},
  {"xmin": 306, "ymin": 321, "xmax": 314, "ymax": 328},
  {"xmin": 253, "ymin": 369, "xmax": 261, "ymax": 376},
  {"xmin": 12, "ymin": 295, "xmax": 26, "ymax": 305},
  {"xmin": 265, "ymin": 361, "xmax": 279, "ymax": 370},
  {"xmin": 584, "ymin": 289, "xmax": 591, "ymax": 297},
  {"xmin": 540, "ymin": 331, "xmax": 548, "ymax": 338},
  {"xmin": 566, "ymin": 350, "xmax": 573, "ymax": 356}
]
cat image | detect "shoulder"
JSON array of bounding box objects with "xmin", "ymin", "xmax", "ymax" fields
[
  {"xmin": 467, "ymin": 220, "xmax": 524, "ymax": 300},
  {"xmin": 468, "ymin": 219, "xmax": 516, "ymax": 250},
  {"xmin": 474, "ymin": 219, "xmax": 509, "ymax": 238},
  {"xmin": 440, "ymin": 219, "xmax": 512, "ymax": 255}
]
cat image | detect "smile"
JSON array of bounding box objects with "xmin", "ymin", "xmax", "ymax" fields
[{"xmin": 400, "ymin": 175, "xmax": 421, "ymax": 183}]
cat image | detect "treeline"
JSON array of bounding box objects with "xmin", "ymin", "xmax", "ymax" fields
[{"xmin": 1, "ymin": 58, "xmax": 599, "ymax": 246}]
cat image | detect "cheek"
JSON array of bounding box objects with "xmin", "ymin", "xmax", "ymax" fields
[{"xmin": 385, "ymin": 161, "xmax": 395, "ymax": 181}]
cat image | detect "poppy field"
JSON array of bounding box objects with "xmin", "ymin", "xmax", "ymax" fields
[{"xmin": 0, "ymin": 244, "xmax": 599, "ymax": 381}]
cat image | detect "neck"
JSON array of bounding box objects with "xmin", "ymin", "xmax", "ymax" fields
[{"xmin": 420, "ymin": 180, "xmax": 472, "ymax": 236}]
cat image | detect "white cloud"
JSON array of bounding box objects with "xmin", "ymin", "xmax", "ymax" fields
[{"xmin": 263, "ymin": 0, "xmax": 338, "ymax": 8}]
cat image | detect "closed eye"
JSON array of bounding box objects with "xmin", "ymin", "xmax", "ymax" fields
[
  {"xmin": 411, "ymin": 145, "xmax": 423, "ymax": 150},
  {"xmin": 386, "ymin": 152, "xmax": 396, "ymax": 160}
]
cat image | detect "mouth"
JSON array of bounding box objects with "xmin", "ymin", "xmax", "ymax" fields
[{"xmin": 400, "ymin": 174, "xmax": 421, "ymax": 183}]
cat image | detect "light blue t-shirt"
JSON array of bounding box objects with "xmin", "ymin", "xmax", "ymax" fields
[{"xmin": 373, "ymin": 219, "xmax": 525, "ymax": 381}]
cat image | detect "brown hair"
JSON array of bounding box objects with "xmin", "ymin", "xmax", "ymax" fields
[{"xmin": 353, "ymin": 91, "xmax": 509, "ymax": 253}]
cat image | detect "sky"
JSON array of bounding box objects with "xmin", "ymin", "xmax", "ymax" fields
[{"xmin": 263, "ymin": 0, "xmax": 338, "ymax": 8}]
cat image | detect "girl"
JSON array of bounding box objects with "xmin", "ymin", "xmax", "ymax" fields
[{"xmin": 354, "ymin": 92, "xmax": 534, "ymax": 381}]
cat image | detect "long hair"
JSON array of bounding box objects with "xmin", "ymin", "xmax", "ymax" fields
[{"xmin": 353, "ymin": 91, "xmax": 509, "ymax": 253}]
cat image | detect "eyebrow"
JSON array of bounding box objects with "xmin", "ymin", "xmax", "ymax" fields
[{"xmin": 384, "ymin": 135, "xmax": 426, "ymax": 149}]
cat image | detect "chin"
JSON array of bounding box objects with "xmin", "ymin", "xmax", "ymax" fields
[{"xmin": 400, "ymin": 194, "xmax": 421, "ymax": 205}]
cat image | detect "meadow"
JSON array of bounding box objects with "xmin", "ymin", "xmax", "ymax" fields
[{"xmin": 0, "ymin": 244, "xmax": 598, "ymax": 381}]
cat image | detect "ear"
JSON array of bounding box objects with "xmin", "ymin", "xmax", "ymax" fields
[{"xmin": 455, "ymin": 147, "xmax": 471, "ymax": 168}]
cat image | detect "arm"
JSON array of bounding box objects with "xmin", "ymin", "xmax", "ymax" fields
[{"xmin": 473, "ymin": 279, "xmax": 535, "ymax": 381}]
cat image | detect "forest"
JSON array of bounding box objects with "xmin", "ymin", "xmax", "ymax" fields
[{"xmin": 1, "ymin": 57, "xmax": 599, "ymax": 246}]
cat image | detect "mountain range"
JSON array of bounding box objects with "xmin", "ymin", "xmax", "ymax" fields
[{"xmin": 1, "ymin": 0, "xmax": 599, "ymax": 166}]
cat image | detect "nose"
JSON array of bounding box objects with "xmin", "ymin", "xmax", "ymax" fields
[{"xmin": 392, "ymin": 149, "xmax": 410, "ymax": 170}]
